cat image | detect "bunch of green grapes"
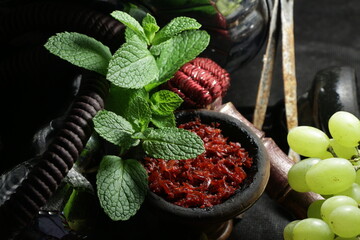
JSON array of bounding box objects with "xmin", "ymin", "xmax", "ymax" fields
[{"xmin": 283, "ymin": 111, "xmax": 360, "ymax": 240}]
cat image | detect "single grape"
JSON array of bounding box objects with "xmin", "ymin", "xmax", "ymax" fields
[
  {"xmin": 328, "ymin": 205, "xmax": 360, "ymax": 238},
  {"xmin": 283, "ymin": 220, "xmax": 300, "ymax": 240},
  {"xmin": 329, "ymin": 139, "xmax": 358, "ymax": 159},
  {"xmin": 320, "ymin": 195, "xmax": 358, "ymax": 223},
  {"xmin": 292, "ymin": 218, "xmax": 334, "ymax": 240},
  {"xmin": 328, "ymin": 111, "xmax": 360, "ymax": 147},
  {"xmin": 307, "ymin": 199, "xmax": 325, "ymax": 219},
  {"xmin": 305, "ymin": 158, "xmax": 356, "ymax": 195},
  {"xmin": 287, "ymin": 126, "xmax": 330, "ymax": 158},
  {"xmin": 288, "ymin": 158, "xmax": 321, "ymax": 192},
  {"xmin": 335, "ymin": 183, "xmax": 360, "ymax": 203}
]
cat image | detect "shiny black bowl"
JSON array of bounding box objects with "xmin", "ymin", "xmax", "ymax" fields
[{"xmin": 146, "ymin": 109, "xmax": 270, "ymax": 232}]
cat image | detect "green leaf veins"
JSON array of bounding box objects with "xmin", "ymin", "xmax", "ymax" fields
[
  {"xmin": 96, "ymin": 155, "xmax": 148, "ymax": 221},
  {"xmin": 45, "ymin": 10, "xmax": 210, "ymax": 222},
  {"xmin": 124, "ymin": 96, "xmax": 152, "ymax": 132},
  {"xmin": 107, "ymin": 36, "xmax": 159, "ymax": 89},
  {"xmin": 153, "ymin": 30, "xmax": 210, "ymax": 86},
  {"xmin": 111, "ymin": 11, "xmax": 148, "ymax": 44},
  {"xmin": 150, "ymin": 113, "xmax": 176, "ymax": 128},
  {"xmin": 44, "ymin": 32, "xmax": 111, "ymax": 75},
  {"xmin": 142, "ymin": 14, "xmax": 160, "ymax": 43},
  {"xmin": 150, "ymin": 90, "xmax": 183, "ymax": 116},
  {"xmin": 142, "ymin": 127, "xmax": 205, "ymax": 160},
  {"xmin": 93, "ymin": 110, "xmax": 136, "ymax": 150},
  {"xmin": 152, "ymin": 16, "xmax": 202, "ymax": 45}
]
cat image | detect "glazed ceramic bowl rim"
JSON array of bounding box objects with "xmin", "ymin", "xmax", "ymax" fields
[{"xmin": 146, "ymin": 109, "xmax": 270, "ymax": 224}]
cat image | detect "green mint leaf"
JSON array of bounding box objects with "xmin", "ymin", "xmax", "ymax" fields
[
  {"xmin": 96, "ymin": 155, "xmax": 148, "ymax": 221},
  {"xmin": 145, "ymin": 40, "xmax": 175, "ymax": 91},
  {"xmin": 150, "ymin": 113, "xmax": 176, "ymax": 128},
  {"xmin": 111, "ymin": 10, "xmax": 148, "ymax": 44},
  {"xmin": 150, "ymin": 90, "xmax": 183, "ymax": 116},
  {"xmin": 132, "ymin": 131, "xmax": 146, "ymax": 140},
  {"xmin": 44, "ymin": 32, "xmax": 111, "ymax": 75},
  {"xmin": 152, "ymin": 17, "xmax": 202, "ymax": 45},
  {"xmin": 93, "ymin": 110, "xmax": 136, "ymax": 150},
  {"xmin": 142, "ymin": 14, "xmax": 159, "ymax": 43},
  {"xmin": 124, "ymin": 96, "xmax": 152, "ymax": 132},
  {"xmin": 142, "ymin": 127, "xmax": 205, "ymax": 160},
  {"xmin": 105, "ymin": 85, "xmax": 148, "ymax": 117},
  {"xmin": 63, "ymin": 188, "xmax": 97, "ymax": 229},
  {"xmin": 149, "ymin": 44, "xmax": 161, "ymax": 57},
  {"xmin": 123, "ymin": 3, "xmax": 147, "ymax": 21},
  {"xmin": 107, "ymin": 36, "xmax": 159, "ymax": 89},
  {"xmin": 124, "ymin": 28, "xmax": 137, "ymax": 42},
  {"xmin": 152, "ymin": 30, "xmax": 210, "ymax": 86}
]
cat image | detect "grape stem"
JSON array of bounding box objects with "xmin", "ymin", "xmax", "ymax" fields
[{"xmin": 327, "ymin": 146, "xmax": 337, "ymax": 157}]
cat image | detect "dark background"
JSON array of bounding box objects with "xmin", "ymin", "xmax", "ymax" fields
[
  {"xmin": 1, "ymin": 0, "xmax": 360, "ymax": 239},
  {"xmin": 226, "ymin": 0, "xmax": 360, "ymax": 110},
  {"xmin": 227, "ymin": 0, "xmax": 360, "ymax": 239}
]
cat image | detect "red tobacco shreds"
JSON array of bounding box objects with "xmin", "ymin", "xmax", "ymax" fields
[{"xmin": 143, "ymin": 118, "xmax": 253, "ymax": 208}]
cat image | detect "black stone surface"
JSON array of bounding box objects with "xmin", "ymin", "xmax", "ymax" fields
[
  {"xmin": 225, "ymin": 0, "xmax": 360, "ymax": 110},
  {"xmin": 2, "ymin": 0, "xmax": 360, "ymax": 239},
  {"xmin": 224, "ymin": 0, "xmax": 360, "ymax": 239}
]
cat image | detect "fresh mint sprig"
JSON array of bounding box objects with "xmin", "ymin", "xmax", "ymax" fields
[{"xmin": 45, "ymin": 10, "xmax": 209, "ymax": 221}]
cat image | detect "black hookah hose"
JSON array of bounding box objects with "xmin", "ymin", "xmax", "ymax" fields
[
  {"xmin": 0, "ymin": 1, "xmax": 123, "ymax": 238},
  {"xmin": 0, "ymin": 73, "xmax": 109, "ymax": 238},
  {"xmin": 0, "ymin": 1, "xmax": 125, "ymax": 52}
]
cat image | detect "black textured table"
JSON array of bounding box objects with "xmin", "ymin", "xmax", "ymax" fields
[
  {"xmin": 225, "ymin": 0, "xmax": 360, "ymax": 239},
  {"xmin": 1, "ymin": 0, "xmax": 360, "ymax": 239}
]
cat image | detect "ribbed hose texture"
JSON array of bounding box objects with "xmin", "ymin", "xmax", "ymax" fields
[
  {"xmin": 0, "ymin": 1, "xmax": 121, "ymax": 238},
  {"xmin": 0, "ymin": 73, "xmax": 108, "ymax": 239}
]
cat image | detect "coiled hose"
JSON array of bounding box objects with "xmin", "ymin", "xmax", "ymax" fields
[{"xmin": 0, "ymin": 1, "xmax": 123, "ymax": 238}]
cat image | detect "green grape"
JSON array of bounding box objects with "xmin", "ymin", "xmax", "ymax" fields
[
  {"xmin": 328, "ymin": 111, "xmax": 360, "ymax": 147},
  {"xmin": 334, "ymin": 237, "xmax": 358, "ymax": 240},
  {"xmin": 335, "ymin": 183, "xmax": 360, "ymax": 203},
  {"xmin": 320, "ymin": 195, "xmax": 358, "ymax": 223},
  {"xmin": 287, "ymin": 126, "xmax": 330, "ymax": 158},
  {"xmin": 292, "ymin": 218, "xmax": 334, "ymax": 240},
  {"xmin": 283, "ymin": 220, "xmax": 300, "ymax": 240},
  {"xmin": 335, "ymin": 237, "xmax": 359, "ymax": 240},
  {"xmin": 328, "ymin": 205, "xmax": 360, "ymax": 238},
  {"xmin": 305, "ymin": 158, "xmax": 356, "ymax": 195},
  {"xmin": 307, "ymin": 199, "xmax": 325, "ymax": 219},
  {"xmin": 317, "ymin": 150, "xmax": 334, "ymax": 160},
  {"xmin": 288, "ymin": 158, "xmax": 321, "ymax": 192},
  {"xmin": 329, "ymin": 139, "xmax": 358, "ymax": 159},
  {"xmin": 356, "ymin": 170, "xmax": 360, "ymax": 185}
]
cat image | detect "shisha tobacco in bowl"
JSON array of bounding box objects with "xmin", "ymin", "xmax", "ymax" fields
[{"xmin": 143, "ymin": 117, "xmax": 254, "ymax": 208}]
